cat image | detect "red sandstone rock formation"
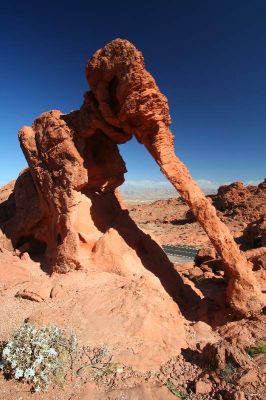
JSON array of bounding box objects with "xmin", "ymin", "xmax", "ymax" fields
[
  {"xmin": 0, "ymin": 169, "xmax": 45, "ymax": 253},
  {"xmin": 0, "ymin": 39, "xmax": 263, "ymax": 316},
  {"xmin": 243, "ymin": 216, "xmax": 266, "ymax": 248},
  {"xmin": 85, "ymin": 39, "xmax": 263, "ymax": 316},
  {"xmin": 213, "ymin": 180, "xmax": 266, "ymax": 222},
  {"xmin": 18, "ymin": 110, "xmax": 128, "ymax": 272},
  {"xmin": 214, "ymin": 182, "xmax": 252, "ymax": 212}
]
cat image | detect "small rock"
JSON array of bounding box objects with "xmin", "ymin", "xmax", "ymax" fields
[
  {"xmin": 50, "ymin": 283, "xmax": 65, "ymax": 299},
  {"xmin": 189, "ymin": 267, "xmax": 203, "ymax": 278},
  {"xmin": 254, "ymin": 353, "xmax": 266, "ymax": 373},
  {"xmin": 239, "ymin": 369, "xmax": 258, "ymax": 386},
  {"xmin": 201, "ymin": 264, "xmax": 212, "ymax": 272},
  {"xmin": 203, "ymin": 271, "xmax": 216, "ymax": 279},
  {"xmin": 232, "ymin": 391, "xmax": 246, "ymax": 400},
  {"xmin": 195, "ymin": 247, "xmax": 216, "ymax": 266},
  {"xmin": 16, "ymin": 282, "xmax": 52, "ymax": 302},
  {"xmin": 16, "ymin": 290, "xmax": 44, "ymax": 302},
  {"xmin": 195, "ymin": 380, "xmax": 212, "ymax": 394},
  {"xmin": 174, "ymin": 262, "xmax": 194, "ymax": 272},
  {"xmin": 212, "ymin": 376, "xmax": 221, "ymax": 384},
  {"xmin": 193, "ymin": 321, "xmax": 216, "ymax": 341},
  {"xmin": 20, "ymin": 252, "xmax": 31, "ymax": 261}
]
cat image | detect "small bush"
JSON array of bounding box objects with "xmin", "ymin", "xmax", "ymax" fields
[
  {"xmin": 247, "ymin": 342, "xmax": 266, "ymax": 357},
  {"xmin": 76, "ymin": 344, "xmax": 124, "ymax": 378},
  {"xmin": 219, "ymin": 361, "xmax": 237, "ymax": 383},
  {"xmin": 0, "ymin": 323, "xmax": 77, "ymax": 392},
  {"xmin": 165, "ymin": 379, "xmax": 188, "ymax": 399}
]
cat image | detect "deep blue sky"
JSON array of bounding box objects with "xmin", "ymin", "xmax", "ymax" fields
[{"xmin": 1, "ymin": 0, "xmax": 265, "ymax": 187}]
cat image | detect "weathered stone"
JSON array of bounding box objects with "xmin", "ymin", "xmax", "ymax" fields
[
  {"xmin": 202, "ymin": 340, "xmax": 253, "ymax": 370},
  {"xmin": 238, "ymin": 369, "xmax": 258, "ymax": 386},
  {"xmin": 189, "ymin": 267, "xmax": 204, "ymax": 278},
  {"xmin": 195, "ymin": 380, "xmax": 212, "ymax": 395},
  {"xmin": 195, "ymin": 247, "xmax": 216, "ymax": 266},
  {"xmin": 243, "ymin": 216, "xmax": 266, "ymax": 248},
  {"xmin": 232, "ymin": 392, "xmax": 246, "ymax": 400},
  {"xmin": 16, "ymin": 282, "xmax": 53, "ymax": 302}
]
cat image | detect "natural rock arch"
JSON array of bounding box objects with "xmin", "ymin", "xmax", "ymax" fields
[{"xmin": 17, "ymin": 38, "xmax": 263, "ymax": 317}]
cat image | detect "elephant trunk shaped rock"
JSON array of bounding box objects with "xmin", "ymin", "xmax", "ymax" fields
[{"xmin": 86, "ymin": 38, "xmax": 263, "ymax": 316}]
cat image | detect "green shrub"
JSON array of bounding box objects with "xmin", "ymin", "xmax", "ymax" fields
[
  {"xmin": 164, "ymin": 379, "xmax": 188, "ymax": 399},
  {"xmin": 247, "ymin": 342, "xmax": 266, "ymax": 357}
]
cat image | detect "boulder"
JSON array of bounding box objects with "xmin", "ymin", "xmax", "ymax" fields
[
  {"xmin": 243, "ymin": 216, "xmax": 266, "ymax": 248},
  {"xmin": 213, "ymin": 180, "xmax": 266, "ymax": 223}
]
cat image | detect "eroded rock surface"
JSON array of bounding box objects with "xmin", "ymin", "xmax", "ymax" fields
[
  {"xmin": 213, "ymin": 180, "xmax": 266, "ymax": 223},
  {"xmin": 243, "ymin": 216, "xmax": 266, "ymax": 248}
]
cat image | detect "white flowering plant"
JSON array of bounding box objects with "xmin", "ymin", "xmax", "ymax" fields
[{"xmin": 0, "ymin": 323, "xmax": 77, "ymax": 392}]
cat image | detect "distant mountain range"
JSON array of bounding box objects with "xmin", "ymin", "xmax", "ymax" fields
[{"xmin": 120, "ymin": 179, "xmax": 219, "ymax": 202}]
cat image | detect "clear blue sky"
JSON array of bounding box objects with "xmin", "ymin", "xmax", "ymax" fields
[{"xmin": 0, "ymin": 0, "xmax": 265, "ymax": 187}]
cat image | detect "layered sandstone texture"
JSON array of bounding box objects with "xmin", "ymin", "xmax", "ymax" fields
[{"xmin": 0, "ymin": 38, "xmax": 264, "ymax": 317}]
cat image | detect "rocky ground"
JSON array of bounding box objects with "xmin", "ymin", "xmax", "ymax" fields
[
  {"xmin": 127, "ymin": 180, "xmax": 266, "ymax": 249},
  {"xmin": 0, "ymin": 180, "xmax": 265, "ymax": 399},
  {"xmin": 0, "ymin": 243, "xmax": 265, "ymax": 400},
  {"xmin": 127, "ymin": 197, "xmax": 211, "ymax": 247}
]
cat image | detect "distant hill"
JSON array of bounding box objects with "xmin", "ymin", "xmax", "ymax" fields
[{"xmin": 120, "ymin": 180, "xmax": 218, "ymax": 202}]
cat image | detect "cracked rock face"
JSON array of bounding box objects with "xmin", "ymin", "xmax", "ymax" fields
[{"xmin": 0, "ymin": 38, "xmax": 264, "ymax": 316}]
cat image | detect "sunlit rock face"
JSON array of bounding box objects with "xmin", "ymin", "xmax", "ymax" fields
[{"xmin": 18, "ymin": 109, "xmax": 127, "ymax": 272}]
